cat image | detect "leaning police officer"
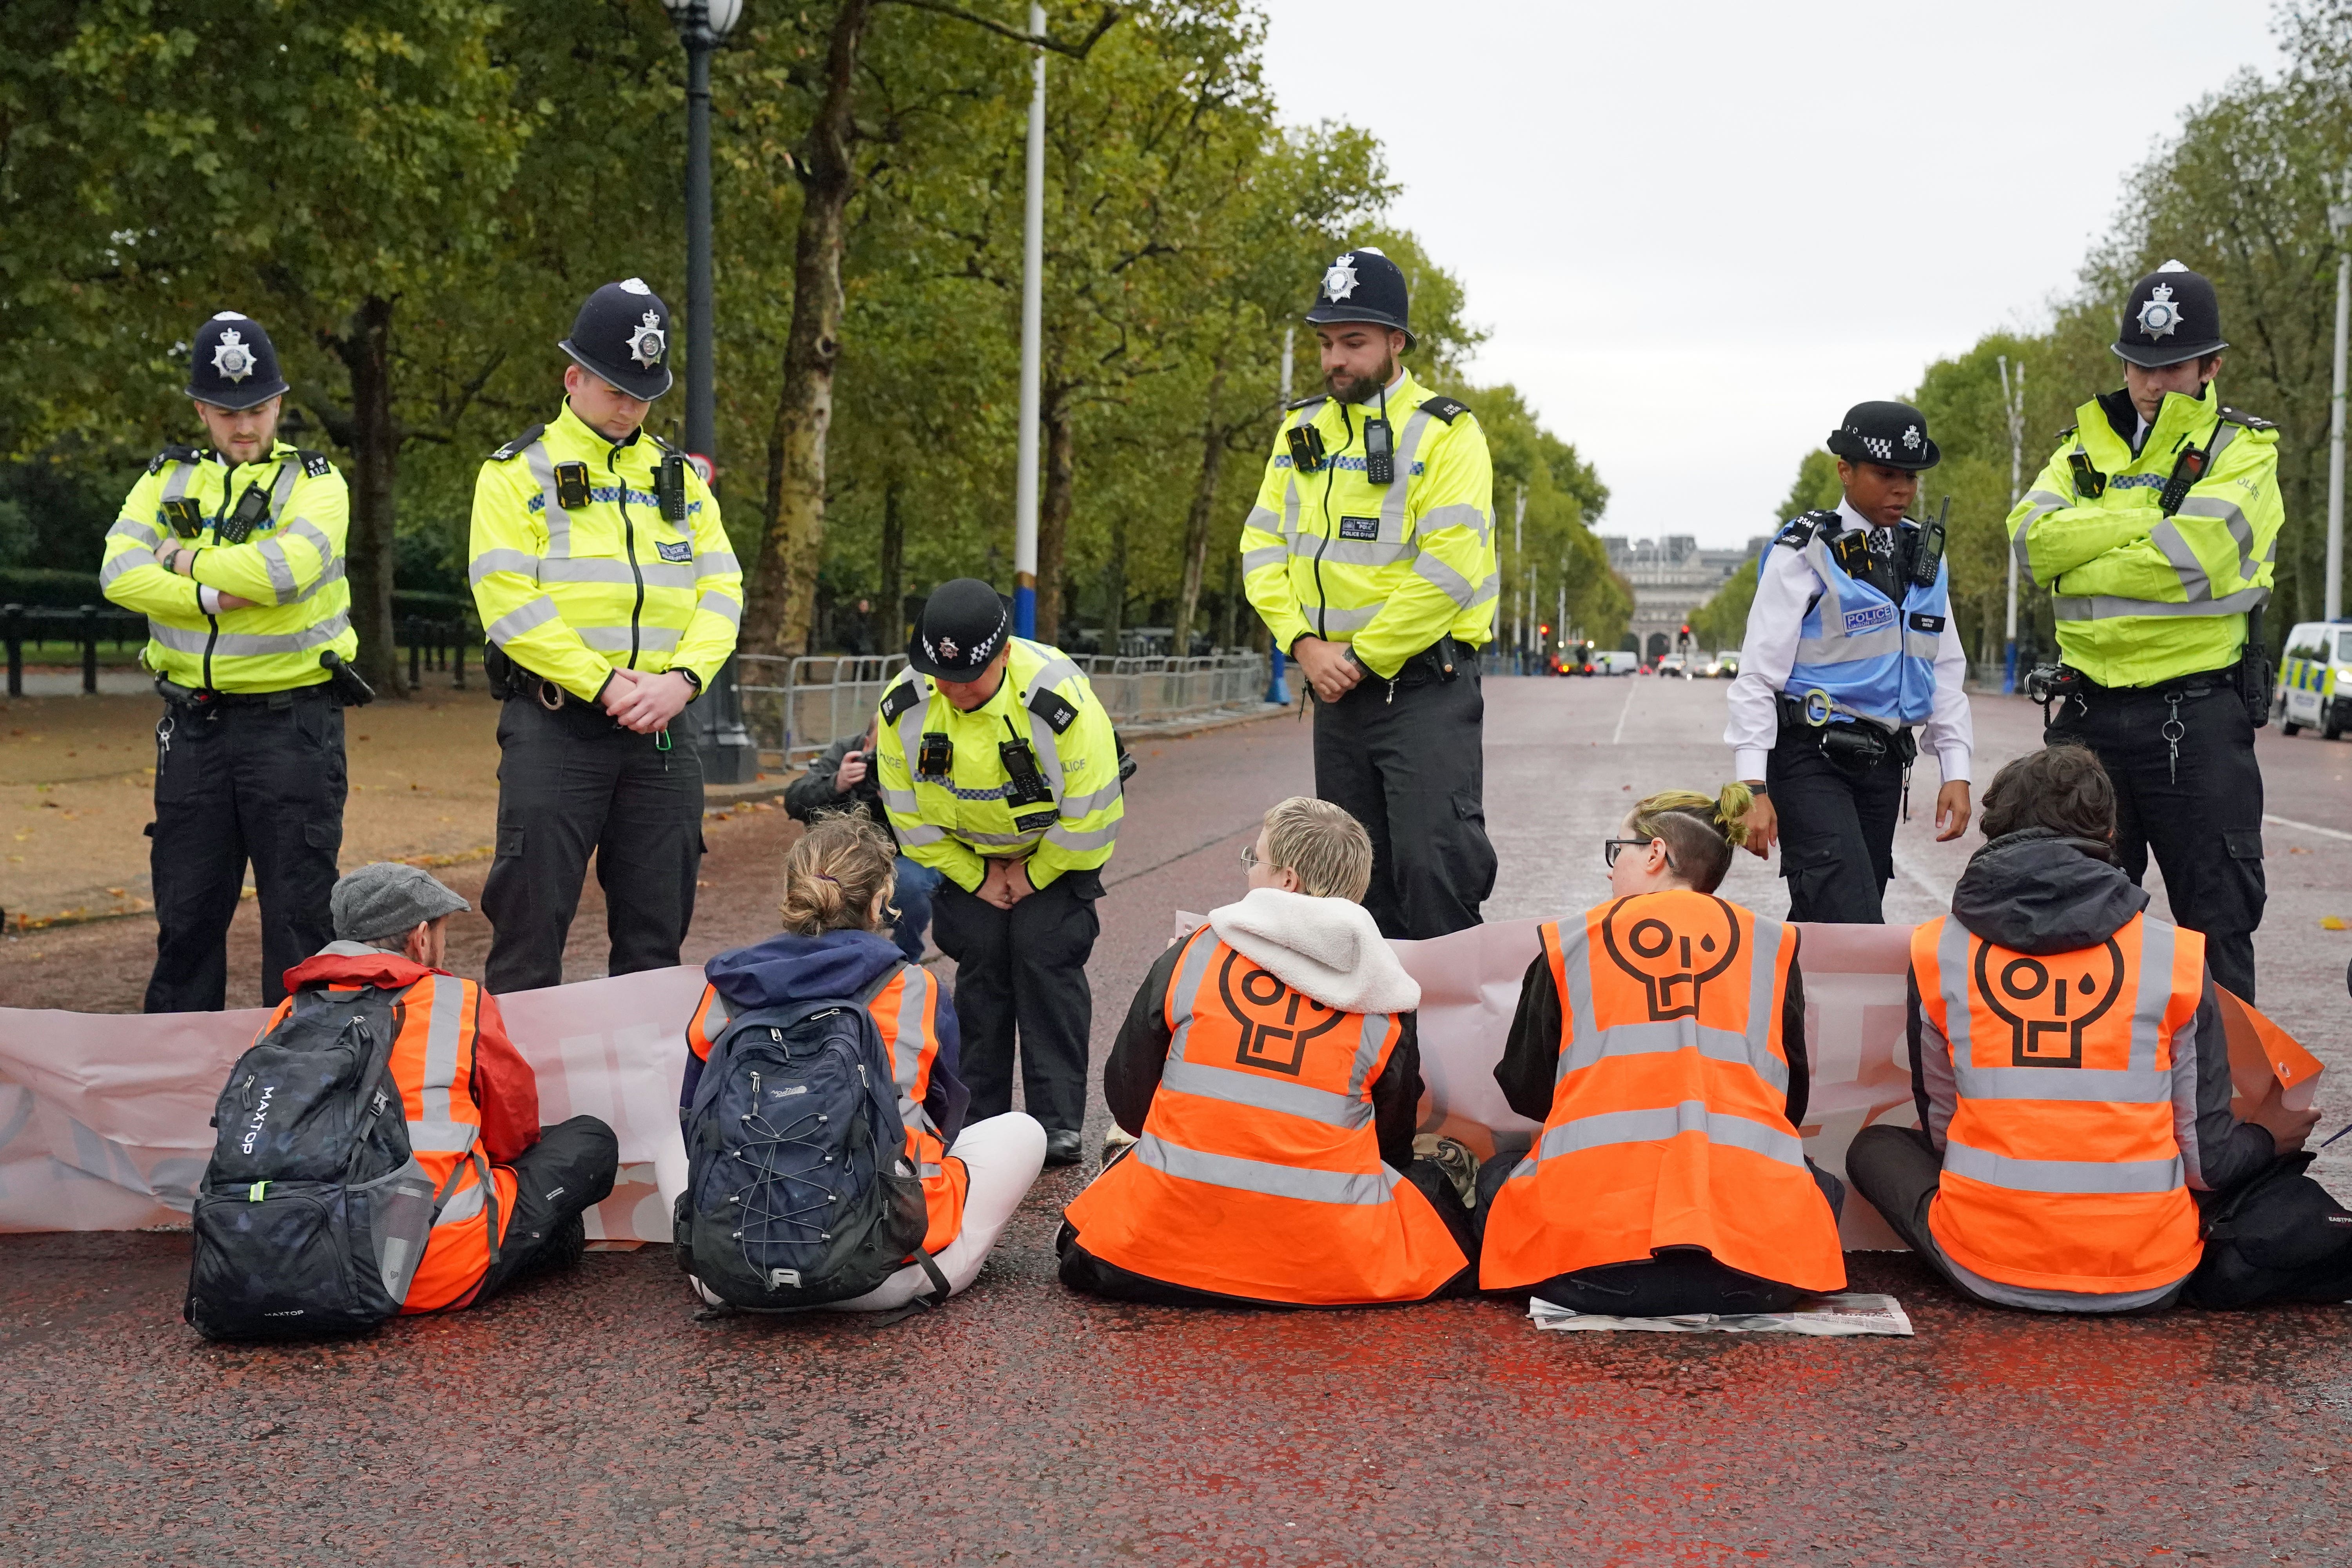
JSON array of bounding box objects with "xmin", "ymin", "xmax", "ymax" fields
[
  {"xmin": 467, "ymin": 279, "xmax": 743, "ymax": 993},
  {"xmin": 1730, "ymin": 401, "xmax": 1975, "ymax": 921},
  {"xmin": 874, "ymin": 579, "xmax": 1123, "ymax": 1167},
  {"xmin": 1237, "ymin": 248, "xmax": 1499, "ymax": 940},
  {"xmin": 2007, "ymin": 261, "xmax": 2280, "ymax": 1001},
  {"xmin": 101, "ymin": 312, "xmax": 358, "ymax": 1012}
]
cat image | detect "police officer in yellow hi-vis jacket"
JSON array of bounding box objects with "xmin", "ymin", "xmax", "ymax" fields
[
  {"xmin": 467, "ymin": 278, "xmax": 742, "ymax": 993},
  {"xmin": 875, "ymin": 579, "xmax": 1123, "ymax": 1166},
  {"xmin": 2007, "ymin": 261, "xmax": 2281, "ymax": 1002},
  {"xmin": 1239, "ymin": 248, "xmax": 1498, "ymax": 940},
  {"xmin": 101, "ymin": 312, "xmax": 356, "ymax": 1012}
]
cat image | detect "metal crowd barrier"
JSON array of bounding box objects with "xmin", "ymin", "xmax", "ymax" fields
[
  {"xmin": 736, "ymin": 650, "xmax": 1272, "ymax": 765},
  {"xmin": 395, "ymin": 618, "xmax": 473, "ymax": 691},
  {"xmin": 2, "ymin": 603, "xmax": 146, "ymax": 696}
]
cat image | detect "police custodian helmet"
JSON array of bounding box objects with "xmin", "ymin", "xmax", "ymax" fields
[
  {"xmin": 559, "ymin": 278, "xmax": 675, "ymax": 401},
  {"xmin": 185, "ymin": 312, "xmax": 289, "ymax": 410},
  {"xmin": 2113, "ymin": 260, "xmax": 2227, "ymax": 367},
  {"xmin": 1826, "ymin": 400, "xmax": 1940, "ymax": 472},
  {"xmin": 907, "ymin": 577, "xmax": 1011, "ymax": 681},
  {"xmin": 1303, "ymin": 247, "xmax": 1415, "ymax": 349}
]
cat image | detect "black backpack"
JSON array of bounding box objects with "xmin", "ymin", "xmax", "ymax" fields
[
  {"xmin": 675, "ymin": 991, "xmax": 931, "ymax": 1310},
  {"xmin": 184, "ymin": 985, "xmax": 442, "ymax": 1340}
]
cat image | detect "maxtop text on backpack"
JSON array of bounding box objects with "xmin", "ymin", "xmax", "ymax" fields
[
  {"xmin": 676, "ymin": 991, "xmax": 929, "ymax": 1309},
  {"xmin": 184, "ymin": 987, "xmax": 439, "ymax": 1341}
]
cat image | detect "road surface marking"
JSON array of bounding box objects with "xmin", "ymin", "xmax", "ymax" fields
[
  {"xmin": 2265, "ymin": 813, "xmax": 2352, "ymax": 844},
  {"xmin": 1612, "ymin": 682, "xmax": 1638, "ymax": 745}
]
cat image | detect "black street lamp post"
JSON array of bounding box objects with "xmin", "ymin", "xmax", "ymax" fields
[{"xmin": 662, "ymin": 0, "xmax": 757, "ymax": 784}]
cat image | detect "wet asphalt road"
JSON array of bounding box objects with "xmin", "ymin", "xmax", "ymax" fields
[{"xmin": 7, "ymin": 673, "xmax": 2352, "ymax": 1566}]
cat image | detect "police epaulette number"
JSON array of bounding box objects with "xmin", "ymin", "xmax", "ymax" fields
[
  {"xmin": 880, "ymin": 680, "xmax": 924, "ymax": 725},
  {"xmin": 1284, "ymin": 393, "xmax": 1328, "ymax": 414},
  {"xmin": 1776, "ymin": 510, "xmax": 1837, "ymax": 548},
  {"xmin": 148, "ymin": 444, "xmax": 201, "ymax": 475},
  {"xmin": 2219, "ymin": 406, "xmax": 2276, "ymax": 431},
  {"xmin": 1028, "ymin": 686, "xmax": 1079, "ymax": 734},
  {"xmin": 1417, "ymin": 395, "xmax": 1470, "ymax": 424},
  {"xmin": 298, "ymin": 449, "xmax": 333, "ymax": 479},
  {"xmin": 489, "ymin": 423, "xmax": 547, "ymax": 463}
]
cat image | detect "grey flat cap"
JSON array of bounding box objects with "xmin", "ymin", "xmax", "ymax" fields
[{"xmin": 332, "ymin": 862, "xmax": 471, "ymax": 944}]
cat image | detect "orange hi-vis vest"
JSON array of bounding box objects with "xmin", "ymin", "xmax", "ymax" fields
[
  {"xmin": 1061, "ymin": 928, "xmax": 1467, "ymax": 1305},
  {"xmin": 265, "ymin": 973, "xmax": 515, "ymax": 1312},
  {"xmin": 688, "ymin": 962, "xmax": 969, "ymax": 1255},
  {"xmin": 1481, "ymin": 892, "xmax": 1845, "ymax": 1293},
  {"xmin": 1912, "ymin": 911, "xmax": 2205, "ymax": 1294}
]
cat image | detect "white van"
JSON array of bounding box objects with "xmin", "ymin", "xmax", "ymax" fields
[
  {"xmin": 1593, "ymin": 651, "xmax": 1641, "ymax": 676},
  {"xmin": 2278, "ymin": 620, "xmax": 2352, "ymax": 738}
]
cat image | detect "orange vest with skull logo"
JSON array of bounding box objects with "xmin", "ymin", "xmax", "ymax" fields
[
  {"xmin": 1480, "ymin": 892, "xmax": 1845, "ymax": 1293},
  {"xmin": 1062, "ymin": 928, "xmax": 1467, "ymax": 1305},
  {"xmin": 1911, "ymin": 911, "xmax": 2205, "ymax": 1294}
]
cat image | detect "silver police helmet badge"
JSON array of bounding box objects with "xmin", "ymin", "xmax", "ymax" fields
[
  {"xmin": 1323, "ymin": 255, "xmax": 1359, "ymax": 302},
  {"xmin": 211, "ymin": 328, "xmax": 257, "ymax": 384},
  {"xmin": 2137, "ymin": 284, "xmax": 2183, "ymax": 341},
  {"xmin": 1902, "ymin": 425, "xmax": 1922, "ymax": 452},
  {"xmin": 938, "ymin": 635, "xmax": 960, "ymax": 661},
  {"xmin": 628, "ymin": 309, "xmax": 667, "ymax": 368}
]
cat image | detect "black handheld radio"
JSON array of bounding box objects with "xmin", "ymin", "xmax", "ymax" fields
[
  {"xmin": 217, "ymin": 484, "xmax": 271, "ymax": 544},
  {"xmin": 656, "ymin": 450, "xmax": 689, "ymax": 523},
  {"xmin": 1363, "ymin": 415, "xmax": 1394, "ymax": 485}
]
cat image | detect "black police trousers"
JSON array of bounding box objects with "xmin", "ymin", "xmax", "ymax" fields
[
  {"xmin": 2046, "ymin": 677, "xmax": 2265, "ymax": 1001},
  {"xmin": 1312, "ymin": 655, "xmax": 1497, "ymax": 940},
  {"xmin": 930, "ymin": 868, "xmax": 1100, "ymax": 1136},
  {"xmin": 144, "ymin": 688, "xmax": 345, "ymax": 1013},
  {"xmin": 1766, "ymin": 722, "xmax": 1904, "ymax": 924},
  {"xmin": 481, "ymin": 695, "xmax": 704, "ymax": 995}
]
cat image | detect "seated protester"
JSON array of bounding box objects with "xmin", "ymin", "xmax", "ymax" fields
[
  {"xmin": 1848, "ymin": 744, "xmax": 2349, "ymax": 1313},
  {"xmin": 1479, "ymin": 786, "xmax": 1848, "ymax": 1316},
  {"xmin": 1059, "ymin": 797, "xmax": 1475, "ymax": 1308},
  {"xmin": 783, "ymin": 724, "xmax": 940, "ymax": 963},
  {"xmin": 282, "ymin": 864, "xmax": 618, "ymax": 1311},
  {"xmin": 683, "ymin": 814, "xmax": 1046, "ymax": 1310}
]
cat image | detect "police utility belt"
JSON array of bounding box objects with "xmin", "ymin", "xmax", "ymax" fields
[
  {"xmin": 155, "ymin": 652, "xmax": 374, "ymax": 714},
  {"xmin": 2024, "ymin": 607, "xmax": 2273, "ymax": 729},
  {"xmin": 1775, "ymin": 692, "xmax": 1915, "ymax": 777}
]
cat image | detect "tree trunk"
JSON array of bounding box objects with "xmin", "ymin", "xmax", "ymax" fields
[
  {"xmin": 1037, "ymin": 393, "xmax": 1075, "ymax": 646},
  {"xmin": 878, "ymin": 474, "xmax": 905, "ymax": 653},
  {"xmin": 1170, "ymin": 360, "xmax": 1229, "ymax": 657},
  {"xmin": 1216, "ymin": 543, "xmax": 1239, "ymax": 651},
  {"xmin": 334, "ymin": 294, "xmax": 405, "ymax": 699},
  {"xmin": 1100, "ymin": 519, "xmax": 1128, "ymax": 653},
  {"xmin": 741, "ymin": 0, "xmax": 872, "ymax": 657}
]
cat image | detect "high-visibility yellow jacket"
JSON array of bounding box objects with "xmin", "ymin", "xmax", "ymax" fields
[
  {"xmin": 100, "ymin": 441, "xmax": 354, "ymax": 693},
  {"xmin": 467, "ymin": 402, "xmax": 742, "ymax": 701},
  {"xmin": 2007, "ymin": 383, "xmax": 2281, "ymax": 688},
  {"xmin": 1238, "ymin": 370, "xmax": 1496, "ymax": 679},
  {"xmin": 873, "ymin": 639, "xmax": 1122, "ymax": 893}
]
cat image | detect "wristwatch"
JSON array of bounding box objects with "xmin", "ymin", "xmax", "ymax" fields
[
  {"xmin": 677, "ymin": 667, "xmax": 704, "ymax": 697},
  {"xmin": 1744, "ymin": 782, "xmax": 1768, "ymax": 797}
]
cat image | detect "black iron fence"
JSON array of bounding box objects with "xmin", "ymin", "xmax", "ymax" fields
[{"xmin": 2, "ymin": 604, "xmax": 479, "ymax": 698}]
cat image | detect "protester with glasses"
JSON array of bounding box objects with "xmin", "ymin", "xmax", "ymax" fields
[{"xmin": 1478, "ymin": 784, "xmax": 1850, "ymax": 1317}]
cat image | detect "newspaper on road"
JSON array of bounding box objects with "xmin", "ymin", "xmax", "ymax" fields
[{"xmin": 1529, "ymin": 1292, "xmax": 1915, "ymax": 1337}]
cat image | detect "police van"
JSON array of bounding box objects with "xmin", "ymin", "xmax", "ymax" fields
[{"xmin": 2277, "ymin": 619, "xmax": 2352, "ymax": 739}]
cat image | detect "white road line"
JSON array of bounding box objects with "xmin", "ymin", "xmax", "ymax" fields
[
  {"xmin": 2265, "ymin": 813, "xmax": 2352, "ymax": 844},
  {"xmin": 1611, "ymin": 682, "xmax": 1638, "ymax": 745}
]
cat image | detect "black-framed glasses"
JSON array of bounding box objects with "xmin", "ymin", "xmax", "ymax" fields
[{"xmin": 1604, "ymin": 837, "xmax": 1675, "ymax": 871}]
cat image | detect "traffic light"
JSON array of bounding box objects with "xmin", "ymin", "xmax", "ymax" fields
[{"xmin": 1539, "ymin": 623, "xmax": 1550, "ymax": 637}]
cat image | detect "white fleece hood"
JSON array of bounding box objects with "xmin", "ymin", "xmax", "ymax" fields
[{"xmin": 1205, "ymin": 887, "xmax": 1421, "ymax": 1016}]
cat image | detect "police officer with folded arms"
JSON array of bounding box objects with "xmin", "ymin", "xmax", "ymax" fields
[
  {"xmin": 1238, "ymin": 247, "xmax": 1499, "ymax": 940},
  {"xmin": 1729, "ymin": 401, "xmax": 1974, "ymax": 922},
  {"xmin": 101, "ymin": 312, "xmax": 360, "ymax": 1012},
  {"xmin": 467, "ymin": 279, "xmax": 743, "ymax": 993},
  {"xmin": 2007, "ymin": 261, "xmax": 2281, "ymax": 1002},
  {"xmin": 873, "ymin": 580, "xmax": 1124, "ymax": 1167}
]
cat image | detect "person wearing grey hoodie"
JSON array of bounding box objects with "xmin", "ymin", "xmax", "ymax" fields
[{"xmin": 1847, "ymin": 744, "xmax": 2352, "ymax": 1313}]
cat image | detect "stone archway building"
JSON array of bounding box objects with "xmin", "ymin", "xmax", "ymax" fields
[{"xmin": 1602, "ymin": 534, "xmax": 1769, "ymax": 655}]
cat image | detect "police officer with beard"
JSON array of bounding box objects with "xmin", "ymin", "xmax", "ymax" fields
[
  {"xmin": 1236, "ymin": 248, "xmax": 1499, "ymax": 940},
  {"xmin": 2007, "ymin": 262, "xmax": 2283, "ymax": 1001}
]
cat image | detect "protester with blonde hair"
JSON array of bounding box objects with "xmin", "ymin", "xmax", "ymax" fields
[
  {"xmin": 681, "ymin": 814, "xmax": 1045, "ymax": 1311},
  {"xmin": 1058, "ymin": 796, "xmax": 1475, "ymax": 1307},
  {"xmin": 1479, "ymin": 784, "xmax": 1849, "ymax": 1317}
]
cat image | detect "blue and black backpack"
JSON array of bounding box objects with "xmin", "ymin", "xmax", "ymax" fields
[{"xmin": 675, "ymin": 992, "xmax": 932, "ymax": 1309}]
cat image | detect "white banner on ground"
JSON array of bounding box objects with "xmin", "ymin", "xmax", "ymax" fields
[{"xmin": 0, "ymin": 968, "xmax": 704, "ymax": 1245}]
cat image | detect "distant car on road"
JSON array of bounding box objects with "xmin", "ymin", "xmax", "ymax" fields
[
  {"xmin": 1656, "ymin": 653, "xmax": 1690, "ymax": 679},
  {"xmin": 1593, "ymin": 651, "xmax": 1640, "ymax": 676},
  {"xmin": 1702, "ymin": 650, "xmax": 1740, "ymax": 679}
]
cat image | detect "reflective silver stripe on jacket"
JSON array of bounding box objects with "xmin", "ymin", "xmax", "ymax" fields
[
  {"xmin": 860, "ymin": 966, "xmax": 942, "ymax": 1145},
  {"xmin": 697, "ymin": 550, "xmax": 740, "ymax": 575},
  {"xmin": 1939, "ymin": 915, "xmax": 2180, "ymax": 1105},
  {"xmin": 891, "ymin": 672, "xmax": 934, "ymax": 784},
  {"xmin": 1157, "ymin": 1058, "xmax": 1373, "ymax": 1130},
  {"xmin": 2052, "ymin": 585, "xmax": 2267, "ymax": 621},
  {"xmin": 470, "ymin": 548, "xmax": 542, "ymax": 586},
  {"xmin": 1941, "ymin": 1143, "xmax": 2184, "ymax": 1195},
  {"xmin": 579, "ymin": 624, "xmax": 681, "ymax": 655},
  {"xmin": 407, "ymin": 976, "xmax": 481, "ymax": 1154},
  {"xmin": 2010, "ymin": 488, "xmax": 2069, "ymax": 588},
  {"xmin": 1549, "ymin": 914, "xmax": 1789, "ymax": 1094},
  {"xmin": 147, "ymin": 611, "xmax": 351, "ymax": 658},
  {"xmin": 523, "ymin": 442, "xmax": 574, "ymax": 558},
  {"xmin": 1412, "ymin": 551, "xmax": 1481, "ymax": 610},
  {"xmin": 1134, "ymin": 1132, "xmax": 1400, "ymax": 1206},
  {"xmin": 2171, "ymin": 494, "xmax": 2261, "ymax": 582},
  {"xmin": 1163, "ymin": 930, "xmax": 1218, "ymax": 1065},
  {"xmin": 536, "ymin": 558, "xmax": 698, "ymax": 590},
  {"xmin": 1534, "ymin": 1099, "xmax": 1809, "ymax": 1169},
  {"xmin": 696, "ymin": 987, "xmax": 731, "ymax": 1047},
  {"xmin": 487, "ymin": 595, "xmax": 564, "ymax": 645},
  {"xmin": 695, "ymin": 590, "xmax": 742, "ymax": 627}
]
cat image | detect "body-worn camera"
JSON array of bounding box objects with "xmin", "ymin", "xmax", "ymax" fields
[
  {"xmin": 217, "ymin": 484, "xmax": 271, "ymax": 544},
  {"xmin": 2157, "ymin": 442, "xmax": 2209, "ymax": 517},
  {"xmin": 2067, "ymin": 450, "xmax": 2107, "ymax": 499},
  {"xmin": 2024, "ymin": 663, "xmax": 2083, "ymax": 708},
  {"xmin": 553, "ymin": 460, "xmax": 592, "ymax": 512},
  {"xmin": 161, "ymin": 498, "xmax": 206, "ymax": 539},
  {"xmin": 1284, "ymin": 423, "xmax": 1327, "ymax": 474},
  {"xmin": 916, "ymin": 731, "xmax": 953, "ymax": 779}
]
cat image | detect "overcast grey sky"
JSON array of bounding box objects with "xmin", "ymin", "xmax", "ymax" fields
[{"xmin": 1259, "ymin": 0, "xmax": 2283, "ymax": 546}]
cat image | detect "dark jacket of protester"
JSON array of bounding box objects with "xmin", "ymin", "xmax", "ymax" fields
[{"xmin": 783, "ymin": 732, "xmax": 891, "ymax": 835}]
